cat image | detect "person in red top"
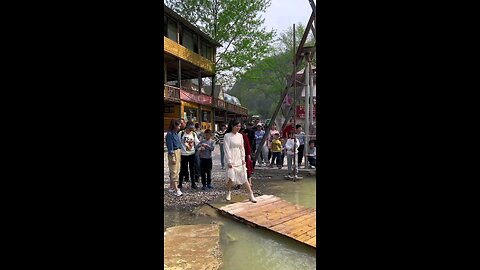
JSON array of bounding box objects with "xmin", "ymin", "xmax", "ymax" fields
[
  {"xmin": 240, "ymin": 125, "xmax": 254, "ymax": 187},
  {"xmin": 282, "ymin": 120, "xmax": 294, "ymax": 139}
]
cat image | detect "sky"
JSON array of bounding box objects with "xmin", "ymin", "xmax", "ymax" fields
[{"xmin": 262, "ymin": 0, "xmax": 315, "ymax": 35}]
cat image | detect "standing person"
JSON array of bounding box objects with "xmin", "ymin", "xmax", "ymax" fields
[
  {"xmin": 195, "ymin": 122, "xmax": 204, "ymax": 141},
  {"xmin": 285, "ymin": 131, "xmax": 300, "ymax": 179},
  {"xmin": 214, "ymin": 124, "xmax": 227, "ymax": 169},
  {"xmin": 193, "ymin": 122, "xmax": 203, "ymax": 183},
  {"xmin": 282, "ymin": 119, "xmax": 294, "ymax": 139},
  {"xmin": 269, "ymin": 133, "xmax": 282, "ymax": 169},
  {"xmin": 195, "ymin": 129, "xmax": 215, "ymax": 190},
  {"xmin": 254, "ymin": 124, "xmax": 269, "ymax": 166},
  {"xmin": 178, "ymin": 121, "xmax": 200, "ymax": 189},
  {"xmin": 165, "ymin": 119, "xmax": 183, "ymax": 196},
  {"xmin": 246, "ymin": 122, "xmax": 256, "ymax": 153},
  {"xmin": 179, "ymin": 118, "xmax": 186, "ymax": 131},
  {"xmin": 267, "ymin": 123, "xmax": 280, "ymax": 164},
  {"xmin": 240, "ymin": 125, "xmax": 254, "ymax": 187},
  {"xmin": 306, "ymin": 140, "xmax": 316, "ymax": 169},
  {"xmin": 296, "ymin": 124, "xmax": 306, "ymax": 167},
  {"xmin": 224, "ymin": 119, "xmax": 257, "ymax": 203}
]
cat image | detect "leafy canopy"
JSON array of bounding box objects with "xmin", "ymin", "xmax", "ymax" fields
[
  {"xmin": 229, "ymin": 22, "xmax": 316, "ymax": 118},
  {"xmin": 165, "ymin": 0, "xmax": 275, "ymax": 89}
]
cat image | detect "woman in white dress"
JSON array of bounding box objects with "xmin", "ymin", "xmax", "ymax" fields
[{"xmin": 224, "ymin": 119, "xmax": 257, "ymax": 203}]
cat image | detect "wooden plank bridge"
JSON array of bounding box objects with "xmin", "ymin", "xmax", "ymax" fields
[{"xmin": 212, "ymin": 195, "xmax": 316, "ymax": 248}]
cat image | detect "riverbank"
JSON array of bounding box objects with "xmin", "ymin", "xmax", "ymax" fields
[
  {"xmin": 163, "ymin": 147, "xmax": 314, "ymax": 211},
  {"xmin": 164, "ymin": 168, "xmax": 278, "ymax": 211}
]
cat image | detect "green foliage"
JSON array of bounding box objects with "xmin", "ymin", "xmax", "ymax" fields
[
  {"xmin": 229, "ymin": 22, "xmax": 316, "ymax": 118},
  {"xmin": 165, "ymin": 0, "xmax": 276, "ymax": 89}
]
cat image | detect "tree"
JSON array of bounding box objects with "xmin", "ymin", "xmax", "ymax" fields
[
  {"xmin": 229, "ymin": 22, "xmax": 316, "ymax": 118},
  {"xmin": 165, "ymin": 0, "xmax": 276, "ymax": 90}
]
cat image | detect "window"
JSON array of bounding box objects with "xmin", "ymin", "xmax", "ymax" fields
[
  {"xmin": 202, "ymin": 110, "xmax": 211, "ymax": 122},
  {"xmin": 206, "ymin": 45, "xmax": 213, "ymax": 61},
  {"xmin": 167, "ymin": 17, "xmax": 177, "ymax": 42},
  {"xmin": 164, "ymin": 106, "xmax": 174, "ymax": 114},
  {"xmin": 199, "ymin": 38, "xmax": 214, "ymax": 61},
  {"xmin": 181, "ymin": 27, "xmax": 195, "ymax": 51},
  {"xmin": 184, "ymin": 107, "xmax": 198, "ymax": 122},
  {"xmin": 164, "ymin": 15, "xmax": 167, "ymax": 37},
  {"xmin": 193, "ymin": 33, "xmax": 198, "ymax": 53},
  {"xmin": 200, "ymin": 38, "xmax": 207, "ymax": 59}
]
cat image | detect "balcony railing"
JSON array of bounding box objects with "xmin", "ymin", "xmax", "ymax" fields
[
  {"xmin": 212, "ymin": 98, "xmax": 248, "ymax": 116},
  {"xmin": 164, "ymin": 37, "xmax": 215, "ymax": 74},
  {"xmin": 163, "ymin": 85, "xmax": 248, "ymax": 115},
  {"xmin": 164, "ymin": 85, "xmax": 180, "ymax": 100}
]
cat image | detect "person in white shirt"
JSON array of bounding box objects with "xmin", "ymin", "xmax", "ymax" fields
[
  {"xmin": 285, "ymin": 131, "xmax": 300, "ymax": 179},
  {"xmin": 307, "ymin": 140, "xmax": 316, "ymax": 169},
  {"xmin": 178, "ymin": 121, "xmax": 200, "ymax": 189},
  {"xmin": 223, "ymin": 119, "xmax": 257, "ymax": 203}
]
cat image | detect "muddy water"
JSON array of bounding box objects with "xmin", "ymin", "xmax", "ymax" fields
[{"xmin": 164, "ymin": 177, "xmax": 317, "ymax": 269}]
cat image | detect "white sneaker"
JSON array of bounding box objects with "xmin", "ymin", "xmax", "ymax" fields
[
  {"xmin": 175, "ymin": 190, "xmax": 183, "ymax": 197},
  {"xmin": 226, "ymin": 191, "xmax": 231, "ymax": 201}
]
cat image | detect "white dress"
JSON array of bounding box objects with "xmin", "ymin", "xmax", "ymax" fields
[{"xmin": 223, "ymin": 132, "xmax": 248, "ymax": 185}]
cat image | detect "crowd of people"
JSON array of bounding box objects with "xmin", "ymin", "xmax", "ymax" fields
[{"xmin": 165, "ymin": 118, "xmax": 316, "ymax": 200}]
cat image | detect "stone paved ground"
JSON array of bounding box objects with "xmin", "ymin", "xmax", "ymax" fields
[{"xmin": 163, "ymin": 145, "xmax": 315, "ymax": 210}]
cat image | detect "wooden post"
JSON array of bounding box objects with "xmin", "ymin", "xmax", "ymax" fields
[{"xmin": 178, "ymin": 59, "xmax": 181, "ymax": 88}]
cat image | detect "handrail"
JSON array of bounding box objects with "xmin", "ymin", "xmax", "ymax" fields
[
  {"xmin": 163, "ymin": 88, "xmax": 249, "ymax": 116},
  {"xmin": 164, "ymin": 85, "xmax": 180, "ymax": 100}
]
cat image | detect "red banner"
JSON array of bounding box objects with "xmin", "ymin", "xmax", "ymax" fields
[
  {"xmin": 180, "ymin": 89, "xmax": 212, "ymax": 105},
  {"xmin": 296, "ymin": 105, "xmax": 316, "ymax": 119}
]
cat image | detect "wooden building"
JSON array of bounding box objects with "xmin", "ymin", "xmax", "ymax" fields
[{"xmin": 163, "ymin": 4, "xmax": 248, "ymax": 131}]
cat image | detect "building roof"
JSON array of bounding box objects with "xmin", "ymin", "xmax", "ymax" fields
[
  {"xmin": 164, "ymin": 4, "xmax": 221, "ymax": 47},
  {"xmin": 296, "ymin": 65, "xmax": 316, "ymax": 74}
]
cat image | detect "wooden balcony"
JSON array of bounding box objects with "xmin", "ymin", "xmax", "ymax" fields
[
  {"xmin": 163, "ymin": 86, "xmax": 248, "ymax": 116},
  {"xmin": 164, "ymin": 37, "xmax": 215, "ymax": 75},
  {"xmin": 164, "ymin": 85, "xmax": 180, "ymax": 102},
  {"xmin": 212, "ymin": 98, "xmax": 248, "ymax": 116}
]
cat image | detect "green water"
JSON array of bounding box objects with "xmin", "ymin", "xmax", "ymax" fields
[{"xmin": 164, "ymin": 177, "xmax": 317, "ymax": 269}]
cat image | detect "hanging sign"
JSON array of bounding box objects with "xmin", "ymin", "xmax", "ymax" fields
[{"xmin": 180, "ymin": 89, "xmax": 212, "ymax": 105}]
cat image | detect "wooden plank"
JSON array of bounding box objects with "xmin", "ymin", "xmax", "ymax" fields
[
  {"xmin": 225, "ymin": 197, "xmax": 284, "ymax": 215},
  {"xmin": 288, "ymin": 222, "xmax": 316, "ymax": 238},
  {"xmin": 233, "ymin": 200, "xmax": 292, "ymax": 218},
  {"xmin": 270, "ymin": 211, "xmax": 316, "ymax": 231},
  {"xmin": 228, "ymin": 199, "xmax": 290, "ymax": 217},
  {"xmin": 246, "ymin": 205, "xmax": 308, "ymax": 227},
  {"xmin": 305, "ymin": 236, "xmax": 316, "ymax": 246},
  {"xmin": 295, "ymin": 228, "xmax": 317, "ymax": 242},
  {"xmin": 261, "ymin": 204, "xmax": 307, "ymax": 220},
  {"xmin": 214, "ymin": 195, "xmax": 316, "ymax": 248},
  {"xmin": 220, "ymin": 195, "xmax": 273, "ymax": 210},
  {"xmin": 266, "ymin": 208, "xmax": 315, "ymax": 228},
  {"xmin": 220, "ymin": 195, "xmax": 277, "ymax": 212}
]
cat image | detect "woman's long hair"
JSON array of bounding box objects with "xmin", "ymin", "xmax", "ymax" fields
[
  {"xmin": 226, "ymin": 119, "xmax": 241, "ymax": 133},
  {"xmin": 169, "ymin": 119, "xmax": 181, "ymax": 130}
]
